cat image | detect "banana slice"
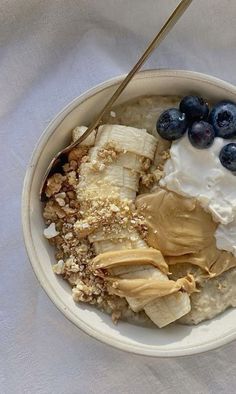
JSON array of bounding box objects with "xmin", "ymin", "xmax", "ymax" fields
[
  {"xmin": 94, "ymin": 238, "xmax": 147, "ymax": 255},
  {"xmin": 104, "ymin": 251, "xmax": 169, "ymax": 313},
  {"xmin": 79, "ymin": 163, "xmax": 139, "ymax": 192},
  {"xmin": 89, "ymin": 229, "xmax": 141, "ymax": 243},
  {"xmin": 77, "ymin": 184, "xmax": 136, "ymax": 201},
  {"xmin": 123, "ymin": 267, "xmax": 169, "ymax": 313},
  {"xmin": 89, "ymin": 147, "xmax": 143, "ymax": 172},
  {"xmin": 96, "ymin": 124, "xmax": 157, "ymax": 159},
  {"xmin": 110, "ymin": 264, "xmax": 155, "ymax": 277},
  {"xmin": 144, "ymin": 292, "xmax": 191, "ymax": 328}
]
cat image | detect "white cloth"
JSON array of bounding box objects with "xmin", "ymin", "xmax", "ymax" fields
[{"xmin": 1, "ymin": 0, "xmax": 236, "ymax": 393}]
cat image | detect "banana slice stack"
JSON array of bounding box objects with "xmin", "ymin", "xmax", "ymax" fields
[{"xmin": 74, "ymin": 124, "xmax": 192, "ymax": 327}]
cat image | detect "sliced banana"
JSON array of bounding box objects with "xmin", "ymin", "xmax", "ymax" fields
[
  {"xmin": 78, "ymin": 184, "xmax": 136, "ymax": 201},
  {"xmin": 110, "ymin": 264, "xmax": 155, "ymax": 277},
  {"xmin": 94, "ymin": 237, "xmax": 147, "ymax": 255},
  {"xmin": 88, "ymin": 229, "xmax": 143, "ymax": 243},
  {"xmin": 79, "ymin": 163, "xmax": 139, "ymax": 192},
  {"xmin": 144, "ymin": 292, "xmax": 191, "ymax": 328},
  {"xmin": 122, "ymin": 267, "xmax": 169, "ymax": 313},
  {"xmin": 96, "ymin": 124, "xmax": 157, "ymax": 159},
  {"xmin": 76, "ymin": 123, "xmax": 191, "ymax": 327},
  {"xmin": 89, "ymin": 147, "xmax": 144, "ymax": 172}
]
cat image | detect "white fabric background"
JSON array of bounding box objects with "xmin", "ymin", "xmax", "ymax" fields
[{"xmin": 1, "ymin": 0, "xmax": 236, "ymax": 393}]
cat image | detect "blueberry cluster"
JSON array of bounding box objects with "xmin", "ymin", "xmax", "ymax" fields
[{"xmin": 156, "ymin": 96, "xmax": 236, "ymax": 172}]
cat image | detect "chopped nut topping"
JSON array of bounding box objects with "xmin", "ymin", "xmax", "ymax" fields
[
  {"xmin": 141, "ymin": 157, "xmax": 151, "ymax": 171},
  {"xmin": 140, "ymin": 173, "xmax": 156, "ymax": 188},
  {"xmin": 110, "ymin": 204, "xmax": 120, "ymax": 212},
  {"xmin": 68, "ymin": 146, "xmax": 88, "ymax": 162},
  {"xmin": 161, "ymin": 150, "xmax": 170, "ymax": 160},
  {"xmin": 153, "ymin": 169, "xmax": 164, "ymax": 182},
  {"xmin": 97, "ymin": 142, "xmax": 122, "ymax": 164},
  {"xmin": 45, "ymin": 173, "xmax": 66, "ymax": 197},
  {"xmin": 44, "ymin": 222, "xmax": 59, "ymax": 239},
  {"xmin": 110, "ymin": 111, "xmax": 116, "ymax": 118}
]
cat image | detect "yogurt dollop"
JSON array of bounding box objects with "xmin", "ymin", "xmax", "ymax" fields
[
  {"xmin": 160, "ymin": 136, "xmax": 236, "ymax": 225},
  {"xmin": 215, "ymin": 219, "xmax": 236, "ymax": 257},
  {"xmin": 160, "ymin": 136, "xmax": 236, "ymax": 255}
]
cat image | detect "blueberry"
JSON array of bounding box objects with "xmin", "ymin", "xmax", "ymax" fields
[
  {"xmin": 179, "ymin": 96, "xmax": 209, "ymax": 121},
  {"xmin": 209, "ymin": 101, "xmax": 236, "ymax": 138},
  {"xmin": 188, "ymin": 121, "xmax": 215, "ymax": 149},
  {"xmin": 156, "ymin": 108, "xmax": 188, "ymax": 141},
  {"xmin": 219, "ymin": 143, "xmax": 236, "ymax": 171}
]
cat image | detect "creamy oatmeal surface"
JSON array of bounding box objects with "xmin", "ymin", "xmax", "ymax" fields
[
  {"xmin": 102, "ymin": 95, "xmax": 181, "ymax": 134},
  {"xmin": 43, "ymin": 95, "xmax": 236, "ymax": 327}
]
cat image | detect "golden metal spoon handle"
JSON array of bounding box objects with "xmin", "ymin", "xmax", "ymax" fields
[
  {"xmin": 40, "ymin": 0, "xmax": 192, "ymax": 200},
  {"xmin": 67, "ymin": 0, "xmax": 193, "ymax": 151}
]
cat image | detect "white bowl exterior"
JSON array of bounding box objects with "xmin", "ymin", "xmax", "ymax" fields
[{"xmin": 22, "ymin": 70, "xmax": 236, "ymax": 357}]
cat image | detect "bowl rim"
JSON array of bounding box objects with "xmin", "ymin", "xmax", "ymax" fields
[{"xmin": 22, "ymin": 68, "xmax": 236, "ymax": 357}]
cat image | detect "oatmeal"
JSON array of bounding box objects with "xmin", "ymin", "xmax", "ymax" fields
[{"xmin": 42, "ymin": 95, "xmax": 236, "ymax": 328}]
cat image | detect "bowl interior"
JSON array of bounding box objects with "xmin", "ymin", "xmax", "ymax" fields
[{"xmin": 23, "ymin": 70, "xmax": 236, "ymax": 356}]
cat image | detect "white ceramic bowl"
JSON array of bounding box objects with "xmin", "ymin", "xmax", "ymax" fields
[{"xmin": 22, "ymin": 69, "xmax": 236, "ymax": 357}]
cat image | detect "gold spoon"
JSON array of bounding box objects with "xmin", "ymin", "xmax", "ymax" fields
[{"xmin": 40, "ymin": 0, "xmax": 192, "ymax": 201}]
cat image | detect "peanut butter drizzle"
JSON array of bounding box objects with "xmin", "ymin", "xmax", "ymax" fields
[
  {"xmin": 92, "ymin": 248, "xmax": 197, "ymax": 299},
  {"xmin": 92, "ymin": 248, "xmax": 169, "ymax": 274},
  {"xmin": 136, "ymin": 188, "xmax": 236, "ymax": 277},
  {"xmin": 105, "ymin": 274, "xmax": 196, "ymax": 299}
]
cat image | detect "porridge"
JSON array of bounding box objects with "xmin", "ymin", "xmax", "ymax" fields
[{"xmin": 42, "ymin": 95, "xmax": 236, "ymax": 327}]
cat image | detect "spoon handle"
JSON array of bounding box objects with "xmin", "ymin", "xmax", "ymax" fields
[{"xmin": 67, "ymin": 0, "xmax": 193, "ymax": 151}]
